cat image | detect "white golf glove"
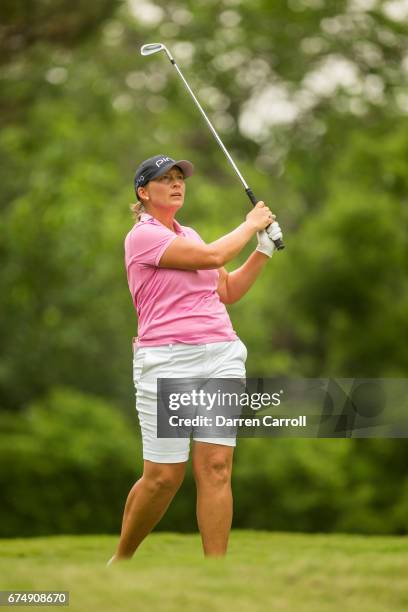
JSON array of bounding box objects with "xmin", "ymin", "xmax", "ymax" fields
[{"xmin": 256, "ymin": 221, "xmax": 283, "ymax": 258}]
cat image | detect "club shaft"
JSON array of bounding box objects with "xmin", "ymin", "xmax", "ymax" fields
[
  {"xmin": 145, "ymin": 44, "xmax": 285, "ymax": 249},
  {"xmin": 170, "ymin": 60, "xmax": 249, "ymax": 189}
]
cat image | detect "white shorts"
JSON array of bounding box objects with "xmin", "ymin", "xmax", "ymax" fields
[{"xmin": 133, "ymin": 339, "xmax": 247, "ymax": 463}]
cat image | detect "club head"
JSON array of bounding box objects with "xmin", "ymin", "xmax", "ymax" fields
[
  {"xmin": 141, "ymin": 43, "xmax": 164, "ymax": 56},
  {"xmin": 140, "ymin": 42, "xmax": 174, "ymax": 62}
]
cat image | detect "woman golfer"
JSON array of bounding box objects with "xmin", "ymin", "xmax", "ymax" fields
[{"xmin": 109, "ymin": 154, "xmax": 282, "ymax": 563}]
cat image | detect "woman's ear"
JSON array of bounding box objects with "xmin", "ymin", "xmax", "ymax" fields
[{"xmin": 137, "ymin": 187, "xmax": 149, "ymax": 201}]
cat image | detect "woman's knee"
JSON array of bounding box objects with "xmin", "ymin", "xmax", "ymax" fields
[
  {"xmin": 193, "ymin": 447, "xmax": 233, "ymax": 487},
  {"xmin": 142, "ymin": 461, "xmax": 186, "ymax": 494}
]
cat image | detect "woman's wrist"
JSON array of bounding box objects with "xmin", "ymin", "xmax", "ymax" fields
[{"xmin": 243, "ymin": 219, "xmax": 258, "ymax": 235}]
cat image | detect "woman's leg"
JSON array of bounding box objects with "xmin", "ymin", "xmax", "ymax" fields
[
  {"xmin": 192, "ymin": 441, "xmax": 234, "ymax": 557},
  {"xmin": 111, "ymin": 459, "xmax": 186, "ymax": 562}
]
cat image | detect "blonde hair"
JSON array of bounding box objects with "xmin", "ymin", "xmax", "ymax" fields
[{"xmin": 130, "ymin": 200, "xmax": 145, "ymax": 222}]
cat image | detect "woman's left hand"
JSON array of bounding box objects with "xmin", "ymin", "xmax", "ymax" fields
[
  {"xmin": 256, "ymin": 221, "xmax": 283, "ymax": 258},
  {"xmin": 266, "ymin": 220, "xmax": 283, "ymax": 243}
]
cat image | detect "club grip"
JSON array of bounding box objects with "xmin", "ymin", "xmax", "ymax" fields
[{"xmin": 245, "ymin": 187, "xmax": 285, "ymax": 251}]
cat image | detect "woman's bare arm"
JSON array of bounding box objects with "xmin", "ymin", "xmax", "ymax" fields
[
  {"xmin": 216, "ymin": 251, "xmax": 269, "ymax": 304},
  {"xmin": 159, "ymin": 203, "xmax": 273, "ymax": 270}
]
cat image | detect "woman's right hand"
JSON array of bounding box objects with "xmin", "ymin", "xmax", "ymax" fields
[{"xmin": 246, "ymin": 201, "xmax": 275, "ymax": 232}]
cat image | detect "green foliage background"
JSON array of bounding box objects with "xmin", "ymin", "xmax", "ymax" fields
[{"xmin": 1, "ymin": 0, "xmax": 407, "ymax": 536}]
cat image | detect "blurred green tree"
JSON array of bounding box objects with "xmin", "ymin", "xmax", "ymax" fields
[
  {"xmin": 1, "ymin": 2, "xmax": 408, "ymax": 541},
  {"xmin": 0, "ymin": 0, "xmax": 119, "ymax": 62}
]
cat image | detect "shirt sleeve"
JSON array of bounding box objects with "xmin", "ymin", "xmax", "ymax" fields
[
  {"xmin": 184, "ymin": 226, "xmax": 206, "ymax": 244},
  {"xmin": 126, "ymin": 222, "xmax": 178, "ymax": 268}
]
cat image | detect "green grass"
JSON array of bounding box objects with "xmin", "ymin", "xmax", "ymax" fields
[{"xmin": 1, "ymin": 531, "xmax": 407, "ymax": 611}]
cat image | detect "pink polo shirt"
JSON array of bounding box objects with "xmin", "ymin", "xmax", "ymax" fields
[{"xmin": 124, "ymin": 213, "xmax": 238, "ymax": 346}]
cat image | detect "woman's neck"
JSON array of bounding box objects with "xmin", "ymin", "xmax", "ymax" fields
[{"xmin": 145, "ymin": 205, "xmax": 178, "ymax": 232}]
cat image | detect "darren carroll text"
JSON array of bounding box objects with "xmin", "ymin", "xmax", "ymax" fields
[{"xmin": 168, "ymin": 415, "xmax": 307, "ymax": 427}]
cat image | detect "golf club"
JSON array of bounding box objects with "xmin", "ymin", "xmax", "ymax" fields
[{"xmin": 140, "ymin": 42, "xmax": 285, "ymax": 250}]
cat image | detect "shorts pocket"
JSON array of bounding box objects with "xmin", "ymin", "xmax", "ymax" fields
[
  {"xmin": 133, "ymin": 349, "xmax": 147, "ymax": 386},
  {"xmin": 238, "ymin": 339, "xmax": 248, "ymax": 362}
]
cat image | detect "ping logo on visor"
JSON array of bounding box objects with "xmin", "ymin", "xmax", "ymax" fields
[
  {"xmin": 155, "ymin": 156, "xmax": 171, "ymax": 167},
  {"xmin": 134, "ymin": 155, "xmax": 194, "ymax": 194}
]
